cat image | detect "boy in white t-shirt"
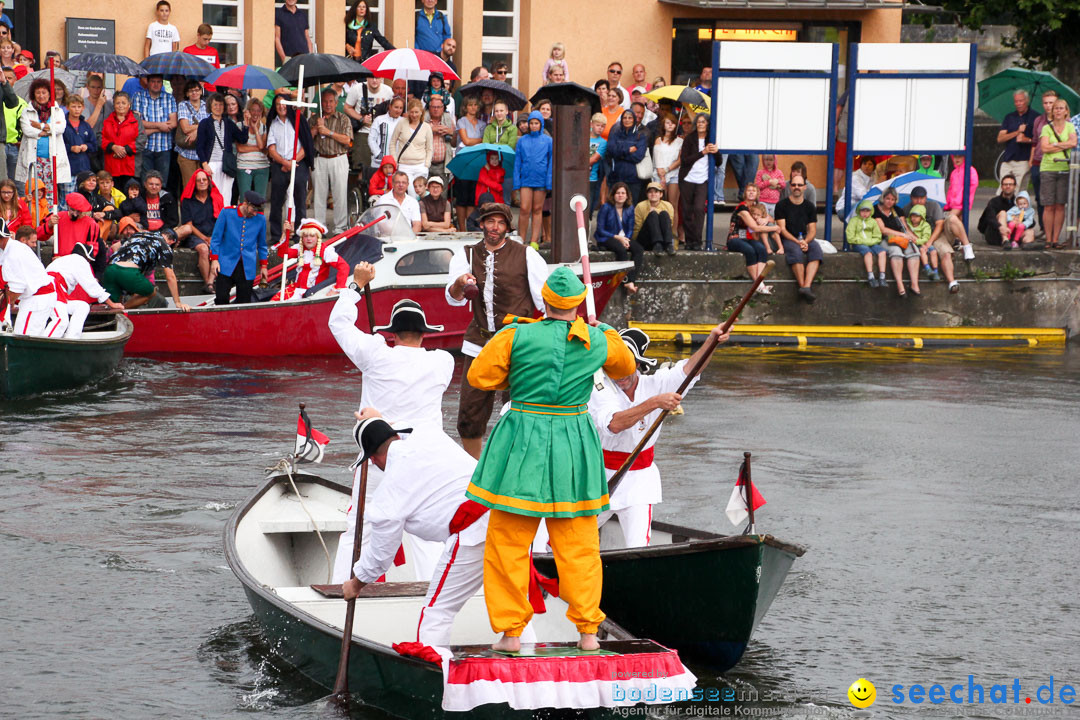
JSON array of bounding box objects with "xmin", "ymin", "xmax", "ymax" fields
[{"xmin": 144, "ymin": 0, "xmax": 181, "ymax": 59}]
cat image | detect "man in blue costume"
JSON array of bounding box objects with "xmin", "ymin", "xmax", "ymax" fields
[{"xmin": 210, "ymin": 190, "xmax": 269, "ymax": 305}]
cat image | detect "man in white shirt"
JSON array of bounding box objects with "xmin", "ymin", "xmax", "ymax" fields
[
  {"xmin": 588, "ymin": 326, "xmax": 728, "ymax": 547},
  {"xmin": 341, "ymin": 413, "xmax": 488, "ymax": 647},
  {"xmin": 0, "ymin": 221, "xmax": 63, "ymax": 336},
  {"xmin": 329, "ymin": 262, "xmax": 455, "ymax": 582},
  {"xmin": 345, "ymin": 77, "xmax": 394, "ymax": 171},
  {"xmin": 375, "ymin": 171, "xmax": 422, "ymax": 234},
  {"xmin": 45, "ymin": 245, "xmax": 124, "ymax": 338}
]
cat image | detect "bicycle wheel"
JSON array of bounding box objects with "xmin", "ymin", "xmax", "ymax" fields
[
  {"xmin": 994, "ymin": 150, "xmax": 1006, "ymax": 182},
  {"xmin": 347, "ymin": 186, "xmax": 364, "ymax": 227}
]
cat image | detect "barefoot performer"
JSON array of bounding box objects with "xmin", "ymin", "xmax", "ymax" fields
[
  {"xmin": 464, "ymin": 266, "xmax": 636, "ymax": 651},
  {"xmin": 589, "ymin": 327, "xmax": 729, "ymax": 548}
]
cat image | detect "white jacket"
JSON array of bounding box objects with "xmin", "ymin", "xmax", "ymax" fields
[{"xmin": 16, "ymin": 103, "xmax": 71, "ymax": 184}]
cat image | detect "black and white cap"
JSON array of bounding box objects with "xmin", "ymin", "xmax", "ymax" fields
[
  {"xmin": 350, "ymin": 417, "xmax": 413, "ymax": 469},
  {"xmin": 619, "ymin": 328, "xmax": 656, "ymax": 369},
  {"xmin": 373, "ymin": 299, "xmax": 445, "ymax": 335}
]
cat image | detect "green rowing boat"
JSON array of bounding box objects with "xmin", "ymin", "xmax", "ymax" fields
[{"xmin": 0, "ymin": 314, "xmax": 133, "ymax": 398}]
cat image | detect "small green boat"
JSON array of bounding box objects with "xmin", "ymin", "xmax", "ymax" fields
[
  {"xmin": 0, "ymin": 314, "xmax": 133, "ymax": 398},
  {"xmin": 533, "ymin": 520, "xmax": 806, "ymax": 672}
]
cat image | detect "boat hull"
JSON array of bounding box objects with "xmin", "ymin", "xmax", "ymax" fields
[
  {"xmin": 125, "ymin": 263, "xmax": 627, "ymax": 357},
  {"xmin": 533, "ymin": 525, "xmax": 803, "ymax": 672},
  {"xmin": 0, "ymin": 316, "xmax": 133, "ymax": 398}
]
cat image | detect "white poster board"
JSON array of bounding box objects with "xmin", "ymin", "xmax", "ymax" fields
[{"xmin": 714, "ymin": 42, "xmax": 834, "ymax": 152}]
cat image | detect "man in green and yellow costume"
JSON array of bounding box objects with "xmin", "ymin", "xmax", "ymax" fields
[{"xmin": 465, "ymin": 266, "xmax": 637, "ymax": 652}]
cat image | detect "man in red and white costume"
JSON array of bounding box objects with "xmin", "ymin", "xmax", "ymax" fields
[
  {"xmin": 271, "ymin": 218, "xmax": 350, "ymax": 301},
  {"xmin": 342, "ymin": 410, "xmax": 488, "ymax": 647},
  {"xmin": 588, "ymin": 326, "xmax": 727, "ymax": 547},
  {"xmin": 0, "ymin": 219, "xmax": 64, "ymax": 337},
  {"xmin": 329, "ymin": 260, "xmax": 455, "ymax": 584},
  {"xmin": 45, "ymin": 243, "xmax": 125, "ymax": 338}
]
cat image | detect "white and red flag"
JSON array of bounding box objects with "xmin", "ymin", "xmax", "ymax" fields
[
  {"xmin": 295, "ymin": 408, "xmax": 330, "ymax": 464},
  {"xmin": 725, "ymin": 460, "xmax": 766, "ymax": 527}
]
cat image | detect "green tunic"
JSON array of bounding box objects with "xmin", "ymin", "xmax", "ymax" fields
[{"xmin": 465, "ymin": 318, "xmax": 625, "ymax": 518}]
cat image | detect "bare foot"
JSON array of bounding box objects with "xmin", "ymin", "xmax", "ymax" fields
[
  {"xmin": 578, "ymin": 633, "xmax": 599, "ymax": 651},
  {"xmin": 492, "ymin": 634, "xmax": 521, "ymax": 653}
]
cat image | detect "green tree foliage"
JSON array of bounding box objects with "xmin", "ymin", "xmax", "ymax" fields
[{"xmin": 933, "ymin": 0, "xmax": 1080, "ymax": 92}]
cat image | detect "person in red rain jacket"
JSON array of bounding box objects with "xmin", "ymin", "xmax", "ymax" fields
[
  {"xmin": 368, "ymin": 154, "xmax": 396, "ymax": 200},
  {"xmin": 475, "ymin": 150, "xmax": 505, "ymax": 205},
  {"xmin": 271, "ymin": 218, "xmax": 350, "ymax": 301},
  {"xmin": 101, "ymin": 92, "xmax": 145, "ymax": 188}
]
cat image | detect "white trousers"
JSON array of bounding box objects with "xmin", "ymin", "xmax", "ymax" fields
[
  {"xmin": 60, "ymin": 300, "xmax": 91, "ymax": 339},
  {"xmin": 313, "ymin": 154, "xmax": 349, "ymax": 234},
  {"xmin": 597, "ymin": 504, "xmax": 653, "ymax": 548},
  {"xmin": 417, "ymin": 536, "xmax": 485, "ymax": 646},
  {"xmin": 999, "ymin": 160, "xmax": 1032, "ymax": 195},
  {"xmin": 207, "ymin": 161, "xmax": 235, "ymax": 208},
  {"xmin": 397, "ymin": 162, "xmax": 428, "ymax": 197},
  {"xmin": 14, "ymin": 293, "xmax": 64, "ymax": 337}
]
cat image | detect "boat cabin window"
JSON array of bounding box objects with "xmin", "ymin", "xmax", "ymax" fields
[{"xmin": 395, "ymin": 248, "xmax": 454, "ymax": 276}]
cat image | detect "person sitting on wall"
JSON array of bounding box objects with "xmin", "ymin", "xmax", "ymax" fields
[{"xmin": 977, "ymin": 173, "xmax": 1018, "ymax": 247}]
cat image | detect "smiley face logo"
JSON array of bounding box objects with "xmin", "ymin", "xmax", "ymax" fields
[{"xmin": 848, "ymin": 678, "xmax": 876, "ymax": 708}]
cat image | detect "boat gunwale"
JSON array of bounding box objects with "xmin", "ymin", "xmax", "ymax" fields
[{"xmin": 0, "ymin": 314, "xmax": 133, "ymax": 348}]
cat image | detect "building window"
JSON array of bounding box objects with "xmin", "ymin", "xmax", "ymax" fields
[
  {"xmin": 204, "ymin": 0, "xmax": 244, "ymax": 67},
  {"xmin": 481, "ymin": 0, "xmax": 517, "ymax": 83}
]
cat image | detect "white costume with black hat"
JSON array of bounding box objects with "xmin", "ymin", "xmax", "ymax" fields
[
  {"xmin": 587, "ymin": 329, "xmax": 699, "ymax": 547},
  {"xmin": 347, "ymin": 419, "xmax": 488, "ymax": 646},
  {"xmin": 0, "ymin": 236, "xmax": 63, "ymax": 337},
  {"xmin": 329, "ymin": 293, "xmax": 455, "ymax": 583},
  {"xmin": 45, "ymin": 252, "xmax": 111, "ymax": 339}
]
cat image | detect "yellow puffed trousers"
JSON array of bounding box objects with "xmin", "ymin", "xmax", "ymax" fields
[{"xmin": 483, "ymin": 508, "xmax": 605, "ymax": 636}]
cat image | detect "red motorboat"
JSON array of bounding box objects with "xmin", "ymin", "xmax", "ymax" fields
[{"xmin": 123, "ymin": 233, "xmax": 630, "ymax": 357}]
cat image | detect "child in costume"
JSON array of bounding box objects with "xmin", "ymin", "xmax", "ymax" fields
[{"xmin": 271, "ymin": 218, "xmax": 349, "ymax": 301}]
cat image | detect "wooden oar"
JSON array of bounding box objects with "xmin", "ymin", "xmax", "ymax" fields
[
  {"xmin": 332, "ymin": 459, "xmax": 369, "ymax": 699},
  {"xmin": 607, "ymin": 260, "xmax": 775, "ymax": 497}
]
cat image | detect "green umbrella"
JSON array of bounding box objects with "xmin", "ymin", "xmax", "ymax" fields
[{"xmin": 977, "ymin": 68, "xmax": 1080, "ymax": 122}]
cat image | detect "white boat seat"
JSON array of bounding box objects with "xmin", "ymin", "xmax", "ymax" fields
[{"xmin": 257, "ymin": 492, "xmax": 348, "ymax": 533}]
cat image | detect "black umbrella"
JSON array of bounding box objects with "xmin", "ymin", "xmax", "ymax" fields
[
  {"xmin": 64, "ymin": 53, "xmax": 146, "ymax": 77},
  {"xmin": 458, "ymin": 78, "xmax": 527, "ymax": 112},
  {"xmin": 529, "ymin": 82, "xmax": 601, "ymax": 115},
  {"xmin": 279, "ymin": 53, "xmax": 371, "ymax": 86}
]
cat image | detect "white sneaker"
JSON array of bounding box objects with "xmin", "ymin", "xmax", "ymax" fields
[{"xmin": 962, "ymin": 244, "xmax": 975, "ymax": 261}]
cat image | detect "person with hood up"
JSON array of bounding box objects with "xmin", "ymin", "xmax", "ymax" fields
[
  {"xmin": 368, "ymin": 154, "xmax": 396, "ymax": 200},
  {"xmin": 513, "ymin": 110, "xmax": 552, "ymax": 249},
  {"xmin": 606, "ymin": 109, "xmax": 648, "ymax": 205},
  {"xmin": 177, "ymin": 168, "xmax": 225, "ymax": 291},
  {"xmin": 845, "ymin": 198, "xmax": 886, "ymax": 288},
  {"xmin": 1004, "ymin": 190, "xmax": 1036, "ymax": 249},
  {"xmin": 475, "ymin": 150, "xmax": 505, "ymax": 206}
]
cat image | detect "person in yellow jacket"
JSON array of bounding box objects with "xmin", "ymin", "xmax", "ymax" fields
[{"xmin": 465, "ymin": 266, "xmax": 636, "ymax": 652}]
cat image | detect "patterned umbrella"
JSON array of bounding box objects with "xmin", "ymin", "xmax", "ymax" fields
[
  {"xmin": 643, "ymin": 85, "xmax": 710, "ymax": 113},
  {"xmin": 458, "ymin": 78, "xmax": 527, "ymax": 112},
  {"xmin": 362, "ymin": 48, "xmax": 459, "ymax": 82},
  {"xmin": 63, "ymin": 53, "xmax": 146, "ymax": 77},
  {"xmin": 139, "ymin": 51, "xmax": 211, "ymax": 79},
  {"xmin": 204, "ymin": 64, "xmax": 288, "ymax": 91},
  {"xmin": 279, "ymin": 53, "xmax": 371, "ymax": 86}
]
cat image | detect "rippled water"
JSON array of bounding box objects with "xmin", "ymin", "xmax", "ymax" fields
[{"xmin": 2, "ymin": 347, "xmax": 1078, "ymax": 719}]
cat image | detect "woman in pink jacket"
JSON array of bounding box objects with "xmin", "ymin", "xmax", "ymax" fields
[{"xmin": 944, "ymin": 153, "xmax": 978, "ymax": 260}]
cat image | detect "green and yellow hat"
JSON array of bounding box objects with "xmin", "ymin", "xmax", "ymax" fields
[{"xmin": 541, "ymin": 266, "xmax": 587, "ymax": 310}]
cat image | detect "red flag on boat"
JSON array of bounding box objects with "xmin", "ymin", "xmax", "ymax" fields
[
  {"xmin": 725, "ymin": 460, "xmax": 765, "ymax": 526},
  {"xmin": 295, "ymin": 408, "xmax": 330, "ymax": 463}
]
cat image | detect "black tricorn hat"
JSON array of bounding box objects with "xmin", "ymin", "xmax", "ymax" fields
[
  {"xmin": 373, "ymin": 299, "xmax": 445, "ymax": 334},
  {"xmin": 619, "ymin": 328, "xmax": 656, "ymax": 369},
  {"xmin": 350, "ymin": 418, "xmax": 412, "ymax": 469}
]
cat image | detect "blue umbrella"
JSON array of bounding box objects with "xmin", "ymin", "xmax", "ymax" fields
[
  {"xmin": 139, "ymin": 51, "xmax": 211, "ymax": 79},
  {"xmin": 64, "ymin": 53, "xmax": 146, "ymax": 77},
  {"xmin": 447, "ymin": 143, "xmax": 515, "ymax": 181}
]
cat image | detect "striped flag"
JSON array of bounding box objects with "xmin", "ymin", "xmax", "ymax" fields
[
  {"xmin": 295, "ymin": 408, "xmax": 330, "ymax": 464},
  {"xmin": 725, "ymin": 460, "xmax": 766, "ymax": 527}
]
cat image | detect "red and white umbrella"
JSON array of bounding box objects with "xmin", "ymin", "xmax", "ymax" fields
[{"xmin": 362, "ymin": 48, "xmax": 460, "ymax": 82}]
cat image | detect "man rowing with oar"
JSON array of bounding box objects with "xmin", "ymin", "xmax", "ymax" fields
[
  {"xmin": 465, "ymin": 266, "xmax": 636, "ymax": 652},
  {"xmin": 329, "ymin": 261, "xmax": 454, "ymax": 584},
  {"xmin": 588, "ymin": 327, "xmax": 729, "ymax": 548},
  {"xmin": 341, "ymin": 409, "xmax": 487, "ymax": 646}
]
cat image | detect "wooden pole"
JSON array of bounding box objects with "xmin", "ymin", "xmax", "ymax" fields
[
  {"xmin": 332, "ymin": 460, "xmax": 369, "ymax": 697},
  {"xmin": 743, "ymin": 451, "xmax": 755, "ymax": 534},
  {"xmin": 363, "ymin": 281, "xmax": 375, "ymax": 331},
  {"xmin": 607, "ymin": 261, "xmax": 775, "ymax": 497}
]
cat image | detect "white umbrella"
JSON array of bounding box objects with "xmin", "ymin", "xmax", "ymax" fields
[
  {"xmin": 13, "ymin": 68, "xmax": 85, "ymax": 101},
  {"xmin": 361, "ymin": 48, "xmax": 459, "ymax": 83}
]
